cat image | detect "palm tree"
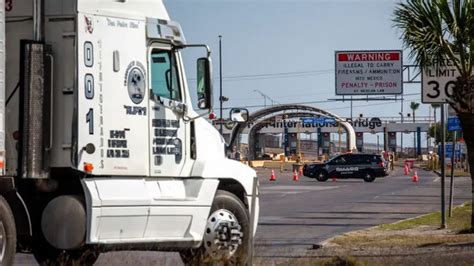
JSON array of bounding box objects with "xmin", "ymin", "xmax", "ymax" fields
[
  {"xmin": 410, "ymin": 102, "xmax": 420, "ymax": 123},
  {"xmin": 393, "ymin": 0, "xmax": 474, "ymax": 229},
  {"xmin": 410, "ymin": 102, "xmax": 420, "ymax": 157}
]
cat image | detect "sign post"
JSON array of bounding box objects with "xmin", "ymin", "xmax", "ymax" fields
[
  {"xmin": 422, "ymin": 59, "xmax": 459, "ymax": 229},
  {"xmin": 335, "ymin": 50, "xmax": 403, "ymax": 95},
  {"xmin": 440, "ymin": 104, "xmax": 447, "ymax": 228}
]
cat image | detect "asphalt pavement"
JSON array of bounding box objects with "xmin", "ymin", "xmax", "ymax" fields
[{"xmin": 13, "ymin": 167, "xmax": 472, "ymax": 265}]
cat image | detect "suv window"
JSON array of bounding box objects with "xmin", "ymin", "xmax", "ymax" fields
[
  {"xmin": 345, "ymin": 155, "xmax": 359, "ymax": 164},
  {"xmin": 350, "ymin": 155, "xmax": 366, "ymax": 164},
  {"xmin": 331, "ymin": 155, "xmax": 348, "ymax": 165},
  {"xmin": 369, "ymin": 155, "xmax": 382, "ymax": 163}
]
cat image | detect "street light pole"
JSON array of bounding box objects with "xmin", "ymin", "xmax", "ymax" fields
[
  {"xmin": 254, "ymin": 89, "xmax": 273, "ymax": 108},
  {"xmin": 219, "ymin": 35, "xmax": 223, "ymax": 135}
]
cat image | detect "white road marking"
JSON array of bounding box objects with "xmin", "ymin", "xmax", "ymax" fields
[
  {"xmin": 261, "ymin": 185, "xmax": 339, "ymax": 191},
  {"xmin": 260, "ymin": 185, "xmax": 339, "ymax": 195}
]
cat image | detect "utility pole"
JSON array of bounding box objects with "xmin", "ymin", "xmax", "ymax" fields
[
  {"xmin": 218, "ymin": 35, "xmax": 223, "ymax": 135},
  {"xmin": 350, "ymin": 96, "xmax": 353, "ymax": 122}
]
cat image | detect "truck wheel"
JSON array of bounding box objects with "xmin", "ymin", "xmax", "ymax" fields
[
  {"xmin": 180, "ymin": 190, "xmax": 250, "ymax": 265},
  {"xmin": 363, "ymin": 172, "xmax": 375, "ymax": 183},
  {"xmin": 0, "ymin": 196, "xmax": 16, "ymax": 266},
  {"xmin": 316, "ymin": 171, "xmax": 329, "ymax": 182}
]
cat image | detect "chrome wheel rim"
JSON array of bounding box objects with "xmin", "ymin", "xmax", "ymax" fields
[
  {"xmin": 0, "ymin": 221, "xmax": 6, "ymax": 262},
  {"xmin": 203, "ymin": 209, "xmax": 243, "ymax": 260}
]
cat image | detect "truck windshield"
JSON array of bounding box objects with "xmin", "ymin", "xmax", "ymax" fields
[{"xmin": 150, "ymin": 50, "xmax": 181, "ymax": 101}]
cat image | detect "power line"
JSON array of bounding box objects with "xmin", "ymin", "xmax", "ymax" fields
[
  {"xmin": 231, "ymin": 91, "xmax": 336, "ymax": 101},
  {"xmin": 187, "ymin": 69, "xmax": 334, "ymax": 82},
  {"xmin": 221, "ymin": 93, "xmax": 421, "ymax": 110}
]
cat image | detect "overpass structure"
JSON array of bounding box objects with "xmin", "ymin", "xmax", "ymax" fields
[
  {"xmin": 219, "ymin": 105, "xmax": 433, "ymax": 159},
  {"xmin": 227, "ymin": 105, "xmax": 357, "ymax": 160}
]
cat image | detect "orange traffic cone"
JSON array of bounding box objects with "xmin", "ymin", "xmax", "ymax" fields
[
  {"xmin": 270, "ymin": 170, "xmax": 276, "ymax": 181},
  {"xmin": 293, "ymin": 169, "xmax": 299, "ymax": 181},
  {"xmin": 404, "ymin": 164, "xmax": 409, "ymax": 176},
  {"xmin": 332, "ymin": 176, "xmax": 337, "ymax": 182},
  {"xmin": 412, "ymin": 171, "xmax": 419, "ymax": 182}
]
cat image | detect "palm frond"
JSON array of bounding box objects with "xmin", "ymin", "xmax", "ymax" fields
[{"xmin": 393, "ymin": 0, "xmax": 473, "ymax": 75}]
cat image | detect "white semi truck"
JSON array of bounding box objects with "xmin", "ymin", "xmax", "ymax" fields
[{"xmin": 0, "ymin": 0, "xmax": 259, "ymax": 265}]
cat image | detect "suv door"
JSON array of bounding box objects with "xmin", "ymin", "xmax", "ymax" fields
[
  {"xmin": 355, "ymin": 155, "xmax": 372, "ymax": 178},
  {"xmin": 328, "ymin": 155, "xmax": 349, "ymax": 178}
]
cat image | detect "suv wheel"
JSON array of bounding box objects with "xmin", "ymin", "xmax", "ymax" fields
[
  {"xmin": 363, "ymin": 172, "xmax": 375, "ymax": 182},
  {"xmin": 316, "ymin": 171, "xmax": 329, "ymax": 182}
]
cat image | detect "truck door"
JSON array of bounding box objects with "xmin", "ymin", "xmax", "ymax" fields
[{"xmin": 148, "ymin": 44, "xmax": 187, "ymax": 176}]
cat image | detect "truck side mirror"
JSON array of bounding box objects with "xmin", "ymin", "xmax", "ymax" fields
[
  {"xmin": 197, "ymin": 57, "xmax": 212, "ymax": 110},
  {"xmin": 230, "ymin": 108, "xmax": 249, "ymax": 123}
]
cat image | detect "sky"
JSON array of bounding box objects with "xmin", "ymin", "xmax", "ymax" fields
[{"xmin": 163, "ymin": 0, "xmax": 433, "ymax": 146}]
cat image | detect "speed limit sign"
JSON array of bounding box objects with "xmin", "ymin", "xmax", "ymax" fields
[{"xmin": 422, "ymin": 59, "xmax": 459, "ymax": 103}]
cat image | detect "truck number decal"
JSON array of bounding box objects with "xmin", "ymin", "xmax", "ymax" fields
[
  {"xmin": 84, "ymin": 74, "xmax": 94, "ymax": 99},
  {"xmin": 84, "ymin": 42, "xmax": 94, "ymax": 67},
  {"xmin": 86, "ymin": 109, "xmax": 94, "ymax": 135},
  {"xmin": 84, "ymin": 42, "xmax": 94, "ymax": 135},
  {"xmin": 5, "ymin": 0, "xmax": 12, "ymax": 12}
]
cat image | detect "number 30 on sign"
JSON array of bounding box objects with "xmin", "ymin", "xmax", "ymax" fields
[{"xmin": 421, "ymin": 61, "xmax": 459, "ymax": 103}]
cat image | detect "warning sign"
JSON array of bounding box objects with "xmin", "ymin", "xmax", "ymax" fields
[{"xmin": 335, "ymin": 50, "xmax": 403, "ymax": 95}]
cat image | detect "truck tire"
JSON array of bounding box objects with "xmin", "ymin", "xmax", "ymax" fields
[
  {"xmin": 0, "ymin": 196, "xmax": 16, "ymax": 266},
  {"xmin": 180, "ymin": 190, "xmax": 250, "ymax": 265}
]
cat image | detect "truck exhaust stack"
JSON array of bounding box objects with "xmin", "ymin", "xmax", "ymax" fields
[{"xmin": 19, "ymin": 41, "xmax": 49, "ymax": 179}]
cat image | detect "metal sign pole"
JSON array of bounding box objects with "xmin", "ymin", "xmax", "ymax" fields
[
  {"xmin": 440, "ymin": 104, "xmax": 447, "ymax": 228},
  {"xmin": 449, "ymin": 131, "xmax": 457, "ymax": 217},
  {"xmin": 219, "ymin": 35, "xmax": 223, "ymax": 135}
]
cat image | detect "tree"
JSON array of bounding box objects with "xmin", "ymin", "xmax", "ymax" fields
[
  {"xmin": 393, "ymin": 0, "xmax": 474, "ymax": 229},
  {"xmin": 428, "ymin": 122, "xmax": 456, "ymax": 144},
  {"xmin": 410, "ymin": 102, "xmax": 420, "ymax": 157},
  {"xmin": 410, "ymin": 102, "xmax": 420, "ymax": 123}
]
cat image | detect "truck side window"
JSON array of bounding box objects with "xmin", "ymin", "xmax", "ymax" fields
[{"xmin": 150, "ymin": 50, "xmax": 181, "ymax": 101}]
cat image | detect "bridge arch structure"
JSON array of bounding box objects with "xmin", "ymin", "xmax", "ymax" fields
[{"xmin": 229, "ymin": 104, "xmax": 356, "ymax": 160}]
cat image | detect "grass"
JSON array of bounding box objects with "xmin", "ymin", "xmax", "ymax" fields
[
  {"xmin": 330, "ymin": 203, "xmax": 474, "ymax": 249},
  {"xmin": 379, "ymin": 203, "xmax": 472, "ymax": 231}
]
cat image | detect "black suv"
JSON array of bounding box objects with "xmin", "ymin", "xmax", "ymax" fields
[{"xmin": 303, "ymin": 153, "xmax": 388, "ymax": 182}]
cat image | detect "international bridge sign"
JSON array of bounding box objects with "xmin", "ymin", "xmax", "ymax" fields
[{"xmin": 335, "ymin": 50, "xmax": 403, "ymax": 95}]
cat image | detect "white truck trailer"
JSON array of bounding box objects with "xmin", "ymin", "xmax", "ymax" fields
[{"xmin": 0, "ymin": 0, "xmax": 259, "ymax": 265}]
